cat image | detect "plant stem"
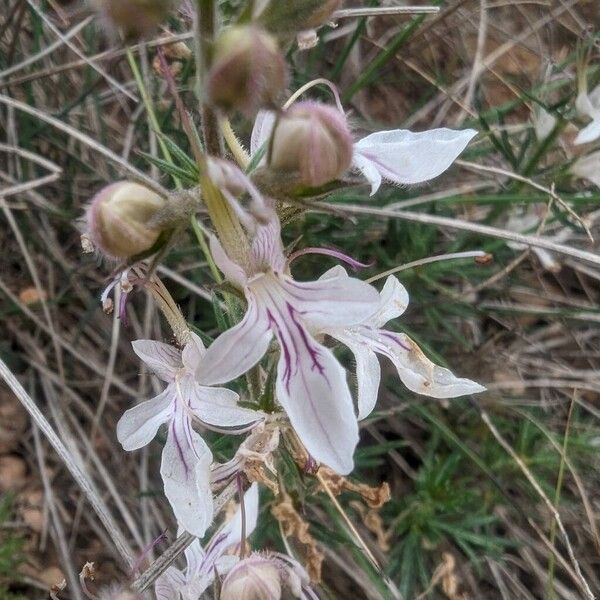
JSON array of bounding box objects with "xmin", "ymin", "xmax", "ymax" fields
[{"xmin": 195, "ymin": 0, "xmax": 222, "ymax": 155}]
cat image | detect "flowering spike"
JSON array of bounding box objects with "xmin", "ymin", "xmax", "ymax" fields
[
  {"xmin": 269, "ymin": 101, "xmax": 353, "ymax": 187},
  {"xmin": 86, "ymin": 181, "xmax": 166, "ymax": 260},
  {"xmin": 207, "ymin": 25, "xmax": 288, "ymax": 116}
]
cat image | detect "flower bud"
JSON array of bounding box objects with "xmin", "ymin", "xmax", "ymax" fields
[
  {"xmin": 86, "ymin": 181, "xmax": 166, "ymax": 259},
  {"xmin": 268, "ymin": 101, "xmax": 353, "ymax": 187},
  {"xmin": 207, "ymin": 26, "xmax": 288, "ymax": 116},
  {"xmin": 255, "ymin": 0, "xmax": 342, "ymax": 34},
  {"xmin": 95, "ymin": 0, "xmax": 179, "ymax": 39},
  {"xmin": 221, "ymin": 555, "xmax": 282, "ymax": 600},
  {"xmin": 98, "ymin": 585, "xmax": 143, "ymax": 600}
]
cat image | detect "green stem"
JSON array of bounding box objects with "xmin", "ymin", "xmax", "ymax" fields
[
  {"xmin": 126, "ymin": 46, "xmax": 182, "ymax": 189},
  {"xmin": 191, "ymin": 215, "xmax": 222, "ymax": 283}
]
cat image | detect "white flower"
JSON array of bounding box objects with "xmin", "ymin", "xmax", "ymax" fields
[
  {"xmin": 196, "ymin": 212, "xmax": 381, "ymax": 475},
  {"xmin": 575, "ymin": 84, "xmax": 600, "ymax": 145},
  {"xmin": 319, "ymin": 267, "xmax": 486, "ymax": 418},
  {"xmin": 250, "ymin": 108, "xmax": 476, "ymax": 195},
  {"xmin": 117, "ymin": 333, "xmax": 260, "ymax": 537},
  {"xmin": 155, "ymin": 484, "xmax": 260, "ymax": 600}
]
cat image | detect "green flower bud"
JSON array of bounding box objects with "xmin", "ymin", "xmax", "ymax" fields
[
  {"xmin": 86, "ymin": 181, "xmax": 166, "ymax": 260},
  {"xmin": 268, "ymin": 101, "xmax": 353, "ymax": 187},
  {"xmin": 255, "ymin": 0, "xmax": 342, "ymax": 34},
  {"xmin": 207, "ymin": 26, "xmax": 288, "ymax": 116}
]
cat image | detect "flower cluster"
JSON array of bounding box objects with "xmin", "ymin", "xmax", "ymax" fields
[{"xmin": 85, "ymin": 0, "xmax": 487, "ymax": 596}]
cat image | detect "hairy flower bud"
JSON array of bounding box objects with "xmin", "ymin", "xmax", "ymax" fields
[
  {"xmin": 221, "ymin": 556, "xmax": 282, "ymax": 600},
  {"xmin": 86, "ymin": 181, "xmax": 166, "ymax": 260},
  {"xmin": 95, "ymin": 0, "xmax": 179, "ymax": 39},
  {"xmin": 268, "ymin": 101, "xmax": 353, "ymax": 187},
  {"xmin": 207, "ymin": 26, "xmax": 288, "ymax": 116},
  {"xmin": 255, "ymin": 0, "xmax": 342, "ymax": 34},
  {"xmin": 98, "ymin": 585, "xmax": 143, "ymax": 600}
]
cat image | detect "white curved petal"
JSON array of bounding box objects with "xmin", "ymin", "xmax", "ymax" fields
[
  {"xmin": 333, "ymin": 332, "xmax": 381, "ymax": 420},
  {"xmin": 318, "ymin": 264, "xmax": 349, "ymax": 281},
  {"xmin": 184, "ymin": 539, "xmax": 205, "ymax": 577},
  {"xmin": 575, "ymin": 91, "xmax": 596, "ymax": 119},
  {"xmin": 367, "ymin": 275, "xmax": 410, "ymax": 328},
  {"xmin": 161, "ymin": 410, "xmax": 214, "ymax": 537},
  {"xmin": 182, "ymin": 332, "xmax": 205, "ymax": 372},
  {"xmin": 571, "ymin": 151, "xmax": 600, "ymax": 187},
  {"xmin": 574, "ymin": 118, "xmax": 600, "ymax": 145},
  {"xmin": 209, "ymin": 234, "xmax": 248, "ymax": 288},
  {"xmin": 190, "ymin": 382, "xmax": 260, "ymax": 427},
  {"xmin": 221, "ymin": 482, "xmax": 260, "ymax": 548},
  {"xmin": 250, "ymin": 110, "xmax": 276, "ymax": 158},
  {"xmin": 116, "ymin": 388, "xmax": 173, "ymax": 451},
  {"xmin": 353, "ymin": 128, "xmax": 477, "ymax": 186},
  {"xmin": 274, "ymin": 316, "xmax": 358, "ymax": 475},
  {"xmin": 155, "ymin": 566, "xmax": 185, "ymax": 600},
  {"xmin": 364, "ymin": 328, "xmax": 486, "ymax": 398},
  {"xmin": 132, "ymin": 339, "xmax": 181, "ymax": 382},
  {"xmin": 196, "ymin": 298, "xmax": 273, "ymax": 385},
  {"xmin": 352, "ymin": 151, "xmax": 383, "ymax": 195},
  {"xmin": 280, "ymin": 272, "xmax": 380, "ymax": 331}
]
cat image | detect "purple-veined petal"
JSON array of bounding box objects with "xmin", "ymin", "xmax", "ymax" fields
[
  {"xmin": 251, "ymin": 219, "xmax": 286, "ymax": 273},
  {"xmin": 181, "ymin": 332, "xmax": 205, "ymax": 372},
  {"xmin": 155, "ymin": 566, "xmax": 185, "ymax": 600},
  {"xmin": 189, "ymin": 380, "xmax": 261, "ymax": 427},
  {"xmin": 367, "ymin": 275, "xmax": 410, "ymax": 328},
  {"xmin": 271, "ymin": 304, "xmax": 359, "ymax": 474},
  {"xmin": 574, "ymin": 117, "xmax": 600, "ymax": 145},
  {"xmin": 161, "ymin": 408, "xmax": 214, "ymax": 537},
  {"xmin": 132, "ymin": 339, "xmax": 181, "ymax": 382},
  {"xmin": 331, "ymin": 333, "xmax": 381, "ymax": 420},
  {"xmin": 196, "ymin": 297, "xmax": 273, "ymax": 386},
  {"xmin": 279, "ymin": 271, "xmax": 380, "ymax": 331},
  {"xmin": 362, "ymin": 328, "xmax": 486, "ymax": 398},
  {"xmin": 209, "ymin": 234, "xmax": 248, "ymax": 289},
  {"xmin": 200, "ymin": 483, "xmax": 259, "ymax": 577},
  {"xmin": 116, "ymin": 387, "xmax": 173, "ymax": 451},
  {"xmin": 353, "ymin": 128, "xmax": 477, "ymax": 193},
  {"xmin": 250, "ymin": 110, "xmax": 276, "ymax": 157},
  {"xmin": 352, "ymin": 151, "xmax": 383, "ymax": 195}
]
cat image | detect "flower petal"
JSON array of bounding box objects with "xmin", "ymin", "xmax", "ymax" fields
[
  {"xmin": 367, "ymin": 275, "xmax": 410, "ymax": 328},
  {"xmin": 363, "ymin": 328, "xmax": 486, "ymax": 398},
  {"xmin": 334, "ymin": 333, "xmax": 381, "ymax": 420},
  {"xmin": 155, "ymin": 566, "xmax": 185, "ymax": 600},
  {"xmin": 353, "ymin": 128, "xmax": 477, "ymax": 190},
  {"xmin": 132, "ymin": 339, "xmax": 181, "ymax": 382},
  {"xmin": 181, "ymin": 332, "xmax": 205, "ymax": 372},
  {"xmin": 190, "ymin": 381, "xmax": 260, "ymax": 427},
  {"xmin": 196, "ymin": 297, "xmax": 273, "ymax": 386},
  {"xmin": 571, "ymin": 151, "xmax": 600, "ymax": 187},
  {"xmin": 250, "ymin": 110, "xmax": 276, "ymax": 158},
  {"xmin": 281, "ymin": 272, "xmax": 380, "ymax": 331},
  {"xmin": 161, "ymin": 409, "xmax": 214, "ymax": 537},
  {"xmin": 574, "ymin": 117, "xmax": 600, "ymax": 145},
  {"xmin": 352, "ymin": 151, "xmax": 382, "ymax": 195},
  {"xmin": 273, "ymin": 309, "xmax": 359, "ymax": 474},
  {"xmin": 116, "ymin": 387, "xmax": 173, "ymax": 451},
  {"xmin": 200, "ymin": 483, "xmax": 259, "ymax": 577},
  {"xmin": 209, "ymin": 234, "xmax": 248, "ymax": 289}
]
